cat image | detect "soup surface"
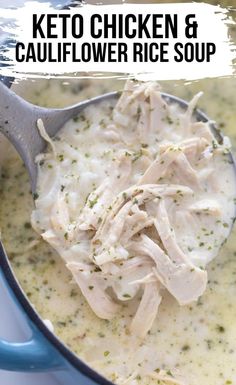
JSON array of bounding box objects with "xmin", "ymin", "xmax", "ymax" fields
[
  {"xmin": 1, "ymin": 75, "xmax": 236, "ymax": 385},
  {"xmin": 31, "ymin": 80, "xmax": 235, "ymax": 339}
]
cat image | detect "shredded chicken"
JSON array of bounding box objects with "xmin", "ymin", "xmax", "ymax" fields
[
  {"xmin": 129, "ymin": 234, "xmax": 207, "ymax": 305},
  {"xmin": 32, "ymin": 80, "xmax": 235, "ymax": 341},
  {"xmin": 130, "ymin": 281, "xmax": 162, "ymax": 338},
  {"xmin": 37, "ymin": 118, "xmax": 57, "ymax": 157},
  {"xmin": 79, "ymin": 152, "xmax": 132, "ymax": 231},
  {"xmin": 67, "ymin": 261, "xmax": 120, "ymax": 319}
]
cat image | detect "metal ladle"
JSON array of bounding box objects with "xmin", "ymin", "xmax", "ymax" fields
[{"xmin": 0, "ymin": 80, "xmax": 228, "ymax": 193}]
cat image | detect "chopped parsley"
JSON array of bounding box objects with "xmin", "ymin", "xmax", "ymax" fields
[{"xmin": 88, "ymin": 195, "xmax": 98, "ymax": 208}]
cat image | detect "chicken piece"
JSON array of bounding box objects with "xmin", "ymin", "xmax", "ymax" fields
[
  {"xmin": 139, "ymin": 137, "xmax": 209, "ymax": 187},
  {"xmin": 191, "ymin": 121, "xmax": 215, "ymax": 143},
  {"xmin": 154, "ymin": 199, "xmax": 193, "ymax": 265},
  {"xmin": 129, "ymin": 234, "xmax": 207, "ymax": 305},
  {"xmin": 111, "ymin": 80, "xmax": 169, "ymax": 144},
  {"xmin": 37, "ymin": 118, "xmax": 57, "ymax": 157},
  {"xmin": 149, "ymin": 86, "xmax": 169, "ymax": 135},
  {"xmin": 121, "ymin": 207, "xmax": 153, "ymax": 245},
  {"xmin": 138, "ymin": 146, "xmax": 183, "ymax": 185},
  {"xmin": 130, "ymin": 281, "xmax": 162, "ymax": 338},
  {"xmin": 154, "ymin": 200, "xmax": 207, "ymax": 302},
  {"xmin": 40, "ymin": 229, "xmax": 61, "ymax": 249},
  {"xmin": 180, "ymin": 92, "xmax": 203, "ymax": 134},
  {"xmin": 115, "ymin": 80, "xmax": 157, "ymax": 114},
  {"xmin": 78, "ymin": 178, "xmax": 112, "ymax": 231},
  {"xmin": 111, "ymin": 256, "xmax": 154, "ymax": 301},
  {"xmin": 173, "ymin": 153, "xmax": 200, "ymax": 189},
  {"xmin": 67, "ymin": 262, "xmax": 120, "ymax": 320},
  {"xmin": 78, "ymin": 152, "xmax": 132, "ymax": 231},
  {"xmin": 159, "ymin": 137, "xmax": 209, "ymax": 156},
  {"xmin": 92, "ymin": 184, "xmax": 193, "ymax": 266}
]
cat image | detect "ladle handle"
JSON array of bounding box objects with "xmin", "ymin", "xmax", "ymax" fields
[{"xmin": 0, "ymin": 82, "xmax": 45, "ymax": 191}]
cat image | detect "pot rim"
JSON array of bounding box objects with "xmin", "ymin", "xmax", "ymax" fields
[{"xmin": 0, "ymin": 242, "xmax": 114, "ymax": 385}]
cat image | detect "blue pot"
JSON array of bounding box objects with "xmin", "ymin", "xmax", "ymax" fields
[{"xmin": 0, "ymin": 242, "xmax": 113, "ymax": 385}]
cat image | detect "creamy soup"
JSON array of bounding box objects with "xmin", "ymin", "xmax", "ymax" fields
[
  {"xmin": 0, "ymin": 76, "xmax": 236, "ymax": 385},
  {"xmin": 31, "ymin": 80, "xmax": 235, "ymax": 339},
  {"xmin": 1, "ymin": 3, "xmax": 236, "ymax": 384}
]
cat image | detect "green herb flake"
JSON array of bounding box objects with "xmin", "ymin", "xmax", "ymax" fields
[
  {"xmin": 212, "ymin": 140, "xmax": 218, "ymax": 149},
  {"xmin": 88, "ymin": 195, "xmax": 98, "ymax": 209},
  {"xmin": 33, "ymin": 192, "xmax": 39, "ymax": 200},
  {"xmin": 166, "ymin": 370, "xmax": 173, "ymax": 377},
  {"xmin": 57, "ymin": 321, "xmax": 66, "ymax": 327},
  {"xmin": 165, "ymin": 115, "xmax": 173, "ymax": 125},
  {"xmin": 206, "ymin": 337, "xmax": 213, "ymax": 349},
  {"xmin": 70, "ymin": 289, "xmax": 78, "ymax": 297},
  {"xmin": 132, "ymin": 149, "xmax": 143, "ymax": 163},
  {"xmin": 99, "ymin": 119, "xmax": 106, "ymax": 128},
  {"xmin": 181, "ymin": 344, "xmax": 190, "ymax": 351},
  {"xmin": 134, "ymin": 105, "xmax": 142, "ymax": 121},
  {"xmin": 216, "ymin": 325, "xmax": 225, "ymax": 333},
  {"xmin": 123, "ymin": 293, "xmax": 131, "ymax": 298},
  {"xmin": 83, "ymin": 120, "xmax": 90, "ymax": 131}
]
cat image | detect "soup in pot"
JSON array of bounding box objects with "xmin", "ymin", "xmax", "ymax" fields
[
  {"xmin": 1, "ymin": 0, "xmax": 236, "ymax": 379},
  {"xmin": 0, "ymin": 76, "xmax": 236, "ymax": 385}
]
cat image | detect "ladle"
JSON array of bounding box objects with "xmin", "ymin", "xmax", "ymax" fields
[{"xmin": 0, "ymin": 81, "xmax": 228, "ymax": 193}]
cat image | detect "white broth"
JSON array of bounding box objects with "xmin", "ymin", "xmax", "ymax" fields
[{"xmin": 0, "ymin": 76, "xmax": 236, "ymax": 385}]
